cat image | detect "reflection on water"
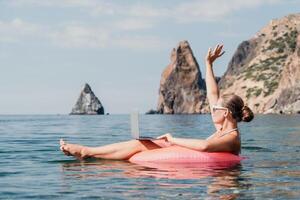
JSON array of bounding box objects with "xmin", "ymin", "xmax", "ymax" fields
[{"xmin": 61, "ymin": 159, "xmax": 245, "ymax": 199}]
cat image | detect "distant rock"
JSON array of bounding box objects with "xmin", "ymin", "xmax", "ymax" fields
[
  {"xmin": 156, "ymin": 40, "xmax": 207, "ymax": 114},
  {"xmin": 70, "ymin": 83, "xmax": 105, "ymax": 115},
  {"xmin": 218, "ymin": 13, "xmax": 300, "ymax": 114},
  {"xmin": 273, "ymin": 33, "xmax": 300, "ymax": 114},
  {"xmin": 145, "ymin": 109, "xmax": 160, "ymax": 114}
]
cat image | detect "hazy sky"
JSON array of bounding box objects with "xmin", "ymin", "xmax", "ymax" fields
[{"xmin": 0, "ymin": 0, "xmax": 299, "ymax": 114}]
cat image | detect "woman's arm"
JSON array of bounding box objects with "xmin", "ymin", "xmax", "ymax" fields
[
  {"xmin": 171, "ymin": 137, "xmax": 208, "ymax": 151},
  {"xmin": 157, "ymin": 133, "xmax": 235, "ymax": 152},
  {"xmin": 205, "ymin": 44, "xmax": 225, "ymax": 109},
  {"xmin": 157, "ymin": 133, "xmax": 208, "ymax": 151}
]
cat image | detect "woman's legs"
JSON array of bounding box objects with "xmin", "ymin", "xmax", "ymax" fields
[{"xmin": 60, "ymin": 139, "xmax": 162, "ymax": 160}]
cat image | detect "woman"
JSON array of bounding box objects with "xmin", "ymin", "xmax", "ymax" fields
[{"xmin": 59, "ymin": 44, "xmax": 254, "ymax": 160}]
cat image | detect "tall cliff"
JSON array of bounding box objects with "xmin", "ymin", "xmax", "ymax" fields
[
  {"xmin": 157, "ymin": 41, "xmax": 207, "ymax": 114},
  {"xmin": 219, "ymin": 13, "xmax": 300, "ymax": 114},
  {"xmin": 70, "ymin": 83, "xmax": 105, "ymax": 115}
]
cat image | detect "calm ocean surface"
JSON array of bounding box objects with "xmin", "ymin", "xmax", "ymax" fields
[{"xmin": 0, "ymin": 114, "xmax": 299, "ymax": 199}]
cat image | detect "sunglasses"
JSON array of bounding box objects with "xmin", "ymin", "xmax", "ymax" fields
[{"xmin": 212, "ymin": 105, "xmax": 230, "ymax": 113}]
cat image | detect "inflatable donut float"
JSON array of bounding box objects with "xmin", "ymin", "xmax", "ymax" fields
[{"xmin": 129, "ymin": 146, "xmax": 243, "ymax": 167}]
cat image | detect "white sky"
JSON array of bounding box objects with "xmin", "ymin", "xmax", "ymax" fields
[{"xmin": 0, "ymin": 0, "xmax": 299, "ymax": 114}]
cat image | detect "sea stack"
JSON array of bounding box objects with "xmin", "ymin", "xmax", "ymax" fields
[
  {"xmin": 156, "ymin": 40, "xmax": 207, "ymax": 114},
  {"xmin": 70, "ymin": 83, "xmax": 105, "ymax": 115},
  {"xmin": 218, "ymin": 13, "xmax": 300, "ymax": 114}
]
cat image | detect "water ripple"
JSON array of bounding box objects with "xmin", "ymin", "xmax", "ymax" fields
[{"xmin": 0, "ymin": 114, "xmax": 299, "ymax": 199}]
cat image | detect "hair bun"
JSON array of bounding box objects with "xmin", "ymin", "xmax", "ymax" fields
[{"xmin": 241, "ymin": 106, "xmax": 254, "ymax": 122}]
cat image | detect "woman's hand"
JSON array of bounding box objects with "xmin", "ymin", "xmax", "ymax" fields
[
  {"xmin": 157, "ymin": 133, "xmax": 174, "ymax": 143},
  {"xmin": 206, "ymin": 44, "xmax": 225, "ymax": 65}
]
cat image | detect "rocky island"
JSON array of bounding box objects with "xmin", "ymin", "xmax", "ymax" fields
[
  {"xmin": 149, "ymin": 13, "xmax": 300, "ymax": 114},
  {"xmin": 156, "ymin": 40, "xmax": 207, "ymax": 114},
  {"xmin": 219, "ymin": 13, "xmax": 300, "ymax": 114},
  {"xmin": 70, "ymin": 83, "xmax": 105, "ymax": 115}
]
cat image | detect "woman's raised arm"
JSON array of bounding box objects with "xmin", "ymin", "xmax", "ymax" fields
[{"xmin": 205, "ymin": 44, "xmax": 225, "ymax": 109}]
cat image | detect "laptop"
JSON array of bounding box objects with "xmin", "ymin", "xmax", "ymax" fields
[{"xmin": 130, "ymin": 112, "xmax": 157, "ymax": 140}]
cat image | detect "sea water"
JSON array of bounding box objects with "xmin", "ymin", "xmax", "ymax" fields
[{"xmin": 0, "ymin": 114, "xmax": 299, "ymax": 199}]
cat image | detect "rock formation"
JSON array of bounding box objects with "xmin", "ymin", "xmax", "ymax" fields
[
  {"xmin": 156, "ymin": 41, "xmax": 207, "ymax": 114},
  {"xmin": 218, "ymin": 13, "xmax": 300, "ymax": 114},
  {"xmin": 70, "ymin": 83, "xmax": 105, "ymax": 115},
  {"xmin": 273, "ymin": 34, "xmax": 300, "ymax": 114},
  {"xmin": 145, "ymin": 109, "xmax": 159, "ymax": 114}
]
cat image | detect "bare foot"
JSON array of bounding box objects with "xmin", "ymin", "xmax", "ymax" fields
[{"xmin": 59, "ymin": 139, "xmax": 89, "ymax": 160}]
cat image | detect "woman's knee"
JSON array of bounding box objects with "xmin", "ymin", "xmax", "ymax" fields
[{"xmin": 126, "ymin": 139, "xmax": 144, "ymax": 151}]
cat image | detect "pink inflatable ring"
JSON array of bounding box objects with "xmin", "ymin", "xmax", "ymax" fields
[{"xmin": 129, "ymin": 146, "xmax": 243, "ymax": 164}]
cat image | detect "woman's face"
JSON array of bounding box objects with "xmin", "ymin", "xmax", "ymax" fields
[{"xmin": 211, "ymin": 98, "xmax": 227, "ymax": 124}]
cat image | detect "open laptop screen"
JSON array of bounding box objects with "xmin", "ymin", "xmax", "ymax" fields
[
  {"xmin": 130, "ymin": 112, "xmax": 157, "ymax": 140},
  {"xmin": 130, "ymin": 112, "xmax": 139, "ymax": 139}
]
